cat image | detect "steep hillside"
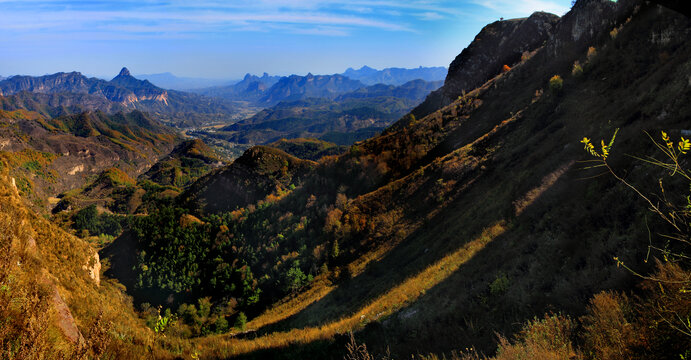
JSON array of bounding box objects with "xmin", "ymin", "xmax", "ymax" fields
[
  {"xmin": 140, "ymin": 139, "xmax": 224, "ymax": 188},
  {"xmin": 3, "ymin": 0, "xmax": 690, "ymax": 359},
  {"xmin": 0, "ymin": 68, "xmax": 240, "ymax": 127},
  {"xmin": 97, "ymin": 0, "xmax": 691, "ymax": 358},
  {"xmin": 0, "ymin": 171, "xmax": 197, "ymax": 359},
  {"xmin": 412, "ymin": 11, "xmax": 560, "ymax": 119},
  {"xmin": 0, "ymin": 109, "xmax": 178, "ymax": 209},
  {"xmin": 179, "ymin": 146, "xmax": 316, "ymax": 213}
]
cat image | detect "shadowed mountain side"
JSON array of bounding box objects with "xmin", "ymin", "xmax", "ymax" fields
[
  {"xmin": 411, "ymin": 12, "xmax": 560, "ymax": 119},
  {"xmin": 267, "ymin": 138, "xmax": 347, "ymax": 161},
  {"xmin": 140, "ymin": 139, "xmax": 225, "ymax": 188},
  {"xmin": 179, "ymin": 146, "xmax": 317, "ymax": 213},
  {"xmin": 180, "ymin": 2, "xmax": 690, "ymax": 358}
]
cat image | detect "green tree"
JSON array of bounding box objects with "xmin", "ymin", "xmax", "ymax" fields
[{"xmin": 234, "ymin": 312, "xmax": 247, "ymax": 332}]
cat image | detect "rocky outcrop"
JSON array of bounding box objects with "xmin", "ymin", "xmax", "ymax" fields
[
  {"xmin": 40, "ymin": 271, "xmax": 85, "ymax": 345},
  {"xmin": 83, "ymin": 251, "xmax": 101, "ymax": 286},
  {"xmin": 412, "ymin": 11, "xmax": 560, "ymax": 118},
  {"xmin": 109, "ymin": 67, "xmax": 169, "ymax": 105}
]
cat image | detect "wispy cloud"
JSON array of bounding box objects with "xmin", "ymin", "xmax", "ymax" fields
[
  {"xmin": 0, "ymin": 0, "xmax": 572, "ymax": 41},
  {"xmin": 0, "ymin": 0, "xmax": 425, "ymax": 38},
  {"xmin": 470, "ymin": 0, "xmax": 571, "ymax": 16}
]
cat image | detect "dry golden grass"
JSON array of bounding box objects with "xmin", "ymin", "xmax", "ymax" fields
[
  {"xmin": 195, "ymin": 222, "xmax": 506, "ymax": 358},
  {"xmin": 0, "ymin": 173, "xmax": 196, "ymax": 359}
]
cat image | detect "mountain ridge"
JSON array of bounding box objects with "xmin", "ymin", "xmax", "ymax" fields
[
  {"xmin": 341, "ymin": 65, "xmax": 447, "ymax": 85},
  {"xmin": 0, "ymin": 68, "xmax": 240, "ymax": 127}
]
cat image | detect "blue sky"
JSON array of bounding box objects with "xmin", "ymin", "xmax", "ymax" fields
[{"xmin": 0, "ymin": 0, "xmax": 573, "ymax": 79}]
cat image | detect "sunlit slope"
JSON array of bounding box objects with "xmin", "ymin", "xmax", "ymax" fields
[{"xmin": 184, "ymin": 2, "xmax": 690, "ymax": 358}]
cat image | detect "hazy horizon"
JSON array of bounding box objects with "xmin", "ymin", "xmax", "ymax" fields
[{"xmin": 1, "ymin": 0, "xmax": 572, "ymax": 79}]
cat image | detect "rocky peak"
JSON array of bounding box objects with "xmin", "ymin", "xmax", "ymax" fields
[
  {"xmin": 117, "ymin": 67, "xmax": 131, "ymax": 77},
  {"xmin": 412, "ymin": 11, "xmax": 560, "ymax": 119}
]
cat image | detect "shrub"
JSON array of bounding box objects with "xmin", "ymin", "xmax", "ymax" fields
[
  {"xmin": 489, "ymin": 273, "xmax": 510, "ymax": 295},
  {"xmin": 581, "ymin": 292, "xmax": 638, "ymax": 360},
  {"xmin": 501, "ymin": 64, "xmax": 511, "ymax": 73},
  {"xmin": 572, "ymin": 61, "xmax": 583, "ymax": 77},
  {"xmin": 549, "ymin": 75, "xmax": 563, "ymax": 93},
  {"xmin": 586, "ymin": 46, "xmax": 597, "ymax": 62},
  {"xmin": 495, "ymin": 314, "xmax": 577, "ymax": 360},
  {"xmin": 610, "ymin": 27, "xmax": 619, "ymax": 39},
  {"xmin": 215, "ymin": 316, "xmax": 229, "ymax": 333}
]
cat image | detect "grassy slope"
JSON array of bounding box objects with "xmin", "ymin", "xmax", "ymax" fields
[
  {"xmin": 0, "ymin": 171, "xmax": 197, "ymax": 359},
  {"xmin": 182, "ymin": 3, "xmax": 690, "ymax": 358}
]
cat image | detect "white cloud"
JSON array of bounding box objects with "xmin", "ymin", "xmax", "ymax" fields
[{"xmin": 418, "ymin": 12, "xmax": 444, "ymax": 20}]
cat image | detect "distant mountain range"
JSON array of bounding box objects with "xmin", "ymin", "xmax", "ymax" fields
[
  {"xmin": 341, "ymin": 65, "xmax": 447, "ymax": 85},
  {"xmin": 258, "ymin": 73, "xmax": 364, "ymax": 105},
  {"xmin": 211, "ymin": 79, "xmax": 442, "ymax": 144},
  {"xmin": 135, "ymin": 72, "xmax": 236, "ymax": 91},
  {"xmin": 190, "ymin": 66, "xmax": 447, "ymax": 106},
  {"xmin": 0, "ymin": 65, "xmax": 447, "ymax": 129},
  {"xmin": 0, "ymin": 68, "xmax": 240, "ymax": 127},
  {"xmin": 193, "ymin": 73, "xmax": 282, "ymax": 103}
]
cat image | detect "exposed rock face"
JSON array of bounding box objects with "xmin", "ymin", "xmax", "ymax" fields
[
  {"xmin": 546, "ymin": 0, "xmax": 625, "ymax": 58},
  {"xmin": 40, "ymin": 271, "xmax": 85, "ymax": 345},
  {"xmin": 83, "ymin": 251, "xmax": 101, "ymax": 286},
  {"xmin": 412, "ymin": 11, "xmax": 560, "ymax": 119}
]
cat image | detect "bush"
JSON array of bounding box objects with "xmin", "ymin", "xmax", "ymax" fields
[
  {"xmin": 495, "ymin": 314, "xmax": 577, "ymax": 360},
  {"xmin": 572, "ymin": 61, "xmax": 583, "ymax": 77},
  {"xmin": 549, "ymin": 75, "xmax": 563, "ymax": 93},
  {"xmin": 234, "ymin": 312, "xmax": 247, "ymax": 332},
  {"xmin": 581, "ymin": 292, "xmax": 638, "ymax": 360},
  {"xmin": 489, "ymin": 273, "xmax": 510, "ymax": 295}
]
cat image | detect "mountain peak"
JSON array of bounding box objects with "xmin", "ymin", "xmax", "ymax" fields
[{"xmin": 118, "ymin": 67, "xmax": 131, "ymax": 77}]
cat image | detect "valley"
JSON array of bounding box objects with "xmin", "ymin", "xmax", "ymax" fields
[{"xmin": 0, "ymin": 0, "xmax": 689, "ymax": 359}]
